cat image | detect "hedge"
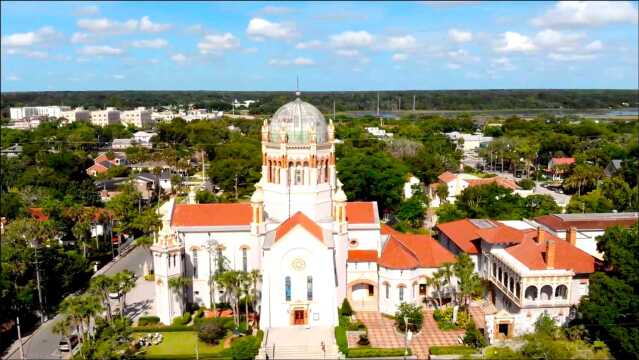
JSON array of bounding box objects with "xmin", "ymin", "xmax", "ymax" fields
[
  {"xmin": 142, "ymin": 351, "xmax": 231, "ymax": 360},
  {"xmin": 429, "ymin": 345, "xmax": 478, "ymax": 355},
  {"xmin": 137, "ymin": 316, "xmax": 160, "ymax": 327},
  {"xmin": 348, "ymin": 347, "xmax": 411, "ymax": 358},
  {"xmin": 172, "ymin": 311, "xmax": 192, "ymax": 326},
  {"xmin": 335, "ymin": 324, "xmax": 348, "ymax": 355},
  {"xmin": 131, "ymin": 324, "xmax": 194, "ymax": 332}
]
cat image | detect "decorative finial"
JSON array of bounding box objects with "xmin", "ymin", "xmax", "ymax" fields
[{"xmin": 296, "ymin": 75, "xmax": 301, "ymax": 97}]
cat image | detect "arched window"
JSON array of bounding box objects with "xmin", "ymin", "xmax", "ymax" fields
[
  {"xmin": 307, "ymin": 276, "xmax": 313, "ymax": 301},
  {"xmin": 555, "ymin": 285, "xmax": 568, "ymax": 299},
  {"xmin": 492, "ymin": 262, "xmax": 497, "ymax": 277},
  {"xmin": 242, "ymin": 247, "xmax": 248, "ymax": 272},
  {"xmin": 540, "ymin": 285, "xmax": 553, "ymax": 301},
  {"xmin": 525, "ymin": 286, "xmax": 538, "ymax": 301},
  {"xmin": 285, "ymin": 276, "xmax": 291, "ymax": 302},
  {"xmin": 193, "ymin": 250, "xmax": 198, "ymax": 278},
  {"xmin": 509, "ymin": 278, "xmax": 514, "ymax": 293},
  {"xmin": 516, "ymin": 283, "xmax": 521, "ymax": 298},
  {"xmin": 384, "ymin": 282, "xmax": 390, "ymax": 299},
  {"xmin": 398, "ymin": 285, "xmax": 405, "ymax": 302},
  {"xmin": 498, "ymin": 267, "xmax": 502, "ymax": 283},
  {"xmin": 504, "ymin": 272, "xmax": 509, "ymax": 287}
]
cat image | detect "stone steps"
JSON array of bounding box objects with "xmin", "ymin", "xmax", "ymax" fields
[{"xmin": 257, "ymin": 345, "xmax": 340, "ymax": 359}]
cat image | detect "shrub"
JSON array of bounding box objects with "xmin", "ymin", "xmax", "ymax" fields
[
  {"xmin": 237, "ymin": 321, "xmax": 251, "ymax": 335},
  {"xmin": 334, "ymin": 324, "xmax": 348, "ymax": 355},
  {"xmin": 137, "ymin": 316, "xmax": 160, "ymax": 327},
  {"xmin": 483, "ymin": 346, "xmax": 519, "ymax": 359},
  {"xmin": 131, "ymin": 325, "xmax": 194, "ymax": 332},
  {"xmin": 143, "ymin": 274, "xmax": 155, "ymax": 281},
  {"xmin": 518, "ymin": 178, "xmax": 535, "ymax": 190},
  {"xmin": 433, "ymin": 306, "xmax": 467, "ymax": 330},
  {"xmin": 463, "ymin": 323, "xmax": 487, "ymax": 349},
  {"xmin": 198, "ymin": 319, "xmax": 227, "ymax": 344},
  {"xmin": 429, "ymin": 345, "xmax": 478, "ymax": 355},
  {"xmin": 230, "ymin": 335, "xmax": 261, "ymax": 360},
  {"xmin": 171, "ymin": 312, "xmax": 192, "ymax": 326},
  {"xmin": 357, "ymin": 333, "xmax": 370, "ymax": 346},
  {"xmin": 340, "ymin": 298, "xmax": 353, "ymax": 316},
  {"xmin": 394, "ymin": 303, "xmax": 424, "ymax": 332},
  {"xmin": 348, "ymin": 348, "xmax": 410, "ymax": 358},
  {"xmin": 347, "ymin": 320, "xmax": 366, "ymax": 331}
]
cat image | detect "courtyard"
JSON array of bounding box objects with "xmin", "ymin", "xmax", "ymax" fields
[{"xmin": 133, "ymin": 331, "xmax": 230, "ymax": 359}]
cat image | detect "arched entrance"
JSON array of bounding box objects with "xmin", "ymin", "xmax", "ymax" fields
[{"xmin": 347, "ymin": 280, "xmax": 377, "ymax": 311}]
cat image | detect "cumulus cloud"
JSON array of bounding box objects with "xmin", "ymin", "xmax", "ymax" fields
[
  {"xmin": 448, "ymin": 49, "xmax": 480, "ymax": 63},
  {"xmin": 77, "ymin": 18, "xmax": 138, "ymax": 34},
  {"xmin": 70, "ymin": 32, "xmax": 92, "ymax": 44},
  {"xmin": 296, "ymin": 40, "xmax": 322, "ymax": 49},
  {"xmin": 78, "ymin": 45, "xmax": 123, "ymax": 56},
  {"xmin": 494, "ymin": 31, "xmax": 537, "ymax": 53},
  {"xmin": 585, "ymin": 40, "xmax": 603, "ymax": 51},
  {"xmin": 113, "ymin": 74, "xmax": 125, "ymax": 80},
  {"xmin": 6, "ymin": 48, "xmax": 49, "ymax": 59},
  {"xmin": 446, "ymin": 63, "xmax": 461, "ymax": 70},
  {"xmin": 385, "ymin": 35, "xmax": 417, "ymax": 50},
  {"xmin": 7, "ymin": 74, "xmax": 20, "ymax": 81},
  {"xmin": 171, "ymin": 53, "xmax": 188, "ymax": 63},
  {"xmin": 336, "ymin": 49, "xmax": 360, "ymax": 57},
  {"xmin": 197, "ymin": 33, "xmax": 240, "ymax": 54},
  {"xmin": 268, "ymin": 57, "xmax": 315, "ymax": 66},
  {"xmin": 330, "ymin": 30, "xmax": 374, "ymax": 48},
  {"xmin": 73, "ymin": 5, "xmax": 99, "ymax": 16},
  {"xmin": 132, "ymin": 38, "xmax": 168, "ymax": 48},
  {"xmin": 491, "ymin": 57, "xmax": 516, "ymax": 71},
  {"xmin": 246, "ymin": 18, "xmax": 296, "ymax": 40},
  {"xmin": 392, "ymin": 53, "xmax": 408, "ymax": 62},
  {"xmin": 534, "ymin": 29, "xmax": 584, "ymax": 49},
  {"xmin": 548, "ymin": 53, "xmax": 596, "ymax": 61},
  {"xmin": 532, "ymin": 1, "xmax": 638, "ymax": 27},
  {"xmin": 1, "ymin": 26, "xmax": 62, "ymax": 47},
  {"xmin": 139, "ymin": 16, "xmax": 172, "ymax": 32},
  {"xmin": 448, "ymin": 29, "xmax": 473, "ymax": 43}
]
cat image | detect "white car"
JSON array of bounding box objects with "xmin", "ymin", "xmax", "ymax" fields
[{"xmin": 109, "ymin": 292, "xmax": 121, "ymax": 300}]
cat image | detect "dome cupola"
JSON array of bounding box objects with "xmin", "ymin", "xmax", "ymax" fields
[{"xmin": 268, "ymin": 97, "xmax": 328, "ymax": 144}]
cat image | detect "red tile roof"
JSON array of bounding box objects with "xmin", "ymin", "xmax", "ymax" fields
[
  {"xmin": 379, "ymin": 224, "xmax": 456, "ymax": 269},
  {"xmin": 435, "ymin": 219, "xmax": 484, "ymax": 254},
  {"xmin": 171, "ymin": 203, "xmax": 252, "ymax": 227},
  {"xmin": 348, "ymin": 250, "xmax": 378, "ymax": 263},
  {"xmin": 534, "ymin": 214, "xmax": 638, "ymax": 231},
  {"xmin": 466, "ymin": 177, "xmax": 520, "ymax": 190},
  {"xmin": 476, "ymin": 224, "xmax": 527, "ymax": 244},
  {"xmin": 550, "ymin": 157, "xmax": 575, "ymax": 166},
  {"xmin": 275, "ymin": 211, "xmax": 324, "ymax": 243},
  {"xmin": 506, "ymin": 237, "xmax": 595, "ymax": 274},
  {"xmin": 29, "ymin": 208, "xmax": 49, "ymax": 222},
  {"xmin": 438, "ymin": 171, "xmax": 457, "ymax": 183},
  {"xmin": 346, "ymin": 202, "xmax": 377, "ymax": 224}
]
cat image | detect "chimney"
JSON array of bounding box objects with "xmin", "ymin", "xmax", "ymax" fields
[
  {"xmin": 536, "ymin": 227, "xmax": 545, "ymax": 244},
  {"xmin": 546, "ymin": 240, "xmax": 556, "ymax": 269},
  {"xmin": 566, "ymin": 227, "xmax": 577, "ymax": 246}
]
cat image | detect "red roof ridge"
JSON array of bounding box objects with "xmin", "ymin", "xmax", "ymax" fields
[
  {"xmin": 171, "ymin": 202, "xmax": 252, "ymax": 227},
  {"xmin": 275, "ymin": 211, "xmax": 324, "ymax": 243}
]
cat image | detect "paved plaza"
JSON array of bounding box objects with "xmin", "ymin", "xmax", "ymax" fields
[{"xmin": 355, "ymin": 310, "xmax": 465, "ymax": 359}]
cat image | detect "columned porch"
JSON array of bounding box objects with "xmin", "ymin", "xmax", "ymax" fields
[{"xmin": 347, "ymin": 280, "xmax": 377, "ymax": 311}]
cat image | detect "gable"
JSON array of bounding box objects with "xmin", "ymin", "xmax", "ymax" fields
[{"xmin": 275, "ymin": 211, "xmax": 324, "ymax": 243}]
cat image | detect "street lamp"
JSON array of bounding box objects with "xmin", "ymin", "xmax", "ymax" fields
[{"xmin": 205, "ymin": 234, "xmax": 218, "ymax": 312}]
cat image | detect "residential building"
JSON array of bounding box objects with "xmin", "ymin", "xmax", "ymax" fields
[
  {"xmin": 134, "ymin": 173, "xmax": 159, "ymax": 201},
  {"xmin": 121, "ymin": 107, "xmax": 154, "ymax": 128},
  {"xmin": 111, "ymin": 138, "xmax": 134, "ymax": 150},
  {"xmin": 445, "ymin": 132, "xmax": 494, "ymax": 152},
  {"xmin": 60, "ymin": 108, "xmax": 90, "ymax": 123},
  {"xmin": 10, "ymin": 106, "xmax": 70, "ymax": 120},
  {"xmin": 403, "ymin": 175, "xmax": 421, "ymax": 199},
  {"xmin": 91, "ymin": 108, "xmax": 121, "ymax": 127},
  {"xmin": 604, "ymin": 159, "xmax": 623, "ymax": 177},
  {"xmin": 86, "ymin": 152, "xmax": 128, "ymax": 176},
  {"xmin": 434, "ymin": 218, "xmax": 596, "ymax": 342},
  {"xmin": 159, "ymin": 170, "xmax": 176, "ymax": 193},
  {"xmin": 530, "ymin": 212, "xmax": 638, "ymax": 260},
  {"xmin": 133, "ymin": 131, "xmax": 156, "ymax": 148},
  {"xmin": 429, "ymin": 171, "xmax": 526, "ymax": 208},
  {"xmin": 547, "ymin": 157, "xmax": 575, "ymax": 181},
  {"xmin": 365, "ymin": 126, "xmax": 394, "ymax": 138},
  {"xmin": 1, "ymin": 144, "xmax": 22, "ymax": 157},
  {"xmin": 6, "ymin": 117, "xmax": 47, "ymax": 130}
]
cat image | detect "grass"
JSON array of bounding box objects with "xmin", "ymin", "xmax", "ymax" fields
[{"xmin": 135, "ymin": 331, "xmax": 230, "ymax": 359}]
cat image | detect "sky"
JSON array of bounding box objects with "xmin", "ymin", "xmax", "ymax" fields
[{"xmin": 1, "ymin": 1, "xmax": 638, "ymax": 91}]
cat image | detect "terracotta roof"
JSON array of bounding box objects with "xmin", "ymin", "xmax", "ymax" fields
[
  {"xmin": 87, "ymin": 162, "xmax": 110, "ymax": 173},
  {"xmin": 534, "ymin": 213, "xmax": 638, "ymax": 231},
  {"xmin": 275, "ymin": 211, "xmax": 324, "ymax": 243},
  {"xmin": 348, "ymin": 250, "xmax": 378, "ymax": 263},
  {"xmin": 379, "ymin": 225, "xmax": 456, "ymax": 269},
  {"xmin": 438, "ymin": 171, "xmax": 457, "ymax": 183},
  {"xmin": 550, "ymin": 157, "xmax": 575, "ymax": 166},
  {"xmin": 29, "ymin": 208, "xmax": 49, "ymax": 222},
  {"xmin": 466, "ymin": 177, "xmax": 520, "ymax": 190},
  {"xmin": 346, "ymin": 202, "xmax": 377, "ymax": 224},
  {"xmin": 171, "ymin": 203, "xmax": 252, "ymax": 227},
  {"xmin": 505, "ymin": 237, "xmax": 595, "ymax": 274},
  {"xmin": 435, "ymin": 219, "xmax": 483, "ymax": 254},
  {"xmin": 476, "ymin": 224, "xmax": 527, "ymax": 244}
]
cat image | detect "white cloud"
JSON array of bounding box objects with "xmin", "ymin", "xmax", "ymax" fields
[
  {"xmin": 585, "ymin": 40, "xmax": 603, "ymax": 51},
  {"xmin": 494, "ymin": 31, "xmax": 537, "ymax": 53},
  {"xmin": 296, "ymin": 40, "xmax": 322, "ymax": 49},
  {"xmin": 268, "ymin": 57, "xmax": 315, "ymax": 66},
  {"xmin": 132, "ymin": 38, "xmax": 168, "ymax": 48},
  {"xmin": 6, "ymin": 48, "xmax": 49, "ymax": 59},
  {"xmin": 256, "ymin": 6, "xmax": 294, "ymax": 16},
  {"xmin": 548, "ymin": 53, "xmax": 596, "ymax": 61},
  {"xmin": 491, "ymin": 57, "xmax": 516, "ymax": 71},
  {"xmin": 70, "ymin": 32, "xmax": 92, "ymax": 44},
  {"xmin": 446, "ymin": 63, "xmax": 461, "ymax": 70},
  {"xmin": 532, "ymin": 1, "xmax": 638, "ymax": 27},
  {"xmin": 171, "ymin": 53, "xmax": 188, "ymax": 63},
  {"xmin": 422, "ymin": 1, "xmax": 480, "ymax": 7},
  {"xmin": 73, "ymin": 5, "xmax": 99, "ymax": 16},
  {"xmin": 7, "ymin": 74, "xmax": 20, "ymax": 81},
  {"xmin": 243, "ymin": 47, "xmax": 258, "ymax": 54},
  {"xmin": 246, "ymin": 18, "xmax": 296, "ymax": 40},
  {"xmin": 534, "ymin": 29, "xmax": 584, "ymax": 49},
  {"xmin": 330, "ymin": 31, "xmax": 374, "ymax": 48},
  {"xmin": 336, "ymin": 49, "xmax": 360, "ymax": 57},
  {"xmin": 392, "ymin": 53, "xmax": 408, "ymax": 61},
  {"xmin": 77, "ymin": 18, "xmax": 138, "ymax": 34},
  {"xmin": 448, "ymin": 48, "xmax": 480, "ymax": 63},
  {"xmin": 197, "ymin": 33, "xmax": 240, "ymax": 54},
  {"xmin": 385, "ymin": 35, "xmax": 417, "ymax": 50},
  {"xmin": 78, "ymin": 45, "xmax": 123, "ymax": 56},
  {"xmin": 139, "ymin": 16, "xmax": 172, "ymax": 33},
  {"xmin": 113, "ymin": 74, "xmax": 125, "ymax": 80},
  {"xmin": 1, "ymin": 26, "xmax": 61, "ymax": 47},
  {"xmin": 448, "ymin": 29, "xmax": 473, "ymax": 43},
  {"xmin": 148, "ymin": 58, "xmax": 160, "ymax": 64}
]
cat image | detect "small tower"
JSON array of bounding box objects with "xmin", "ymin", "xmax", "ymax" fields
[
  {"xmin": 333, "ymin": 180, "xmax": 348, "ymax": 234},
  {"xmin": 151, "ymin": 198, "xmax": 185, "ymax": 325},
  {"xmin": 250, "ymin": 182, "xmax": 266, "ymax": 235}
]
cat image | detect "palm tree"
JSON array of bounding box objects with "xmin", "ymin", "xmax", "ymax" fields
[
  {"xmin": 439, "ymin": 262, "xmax": 456, "ymax": 305},
  {"xmin": 216, "ymin": 270, "xmax": 242, "ymax": 326},
  {"xmin": 240, "ymin": 272, "xmax": 251, "ymax": 326},
  {"xmin": 72, "ymin": 212, "xmax": 92, "ymax": 258},
  {"xmin": 89, "ymin": 275, "xmax": 114, "ymax": 323},
  {"xmin": 60, "ymin": 294, "xmax": 102, "ymax": 346},
  {"xmin": 249, "ymin": 269, "xmax": 261, "ymax": 319},
  {"xmin": 112, "ymin": 270, "xmax": 137, "ymax": 317},
  {"xmin": 52, "ymin": 316, "xmax": 73, "ymax": 351},
  {"xmin": 168, "ymin": 276, "xmax": 192, "ymax": 318},
  {"xmin": 453, "ymin": 253, "xmax": 482, "ymax": 310},
  {"xmin": 431, "ymin": 271, "xmax": 446, "ymax": 308}
]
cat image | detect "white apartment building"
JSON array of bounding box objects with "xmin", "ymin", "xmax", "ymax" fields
[
  {"xmin": 91, "ymin": 108, "xmax": 121, "ymax": 127},
  {"xmin": 133, "ymin": 131, "xmax": 156, "ymax": 148},
  {"xmin": 60, "ymin": 108, "xmax": 91, "ymax": 123},
  {"xmin": 10, "ymin": 106, "xmax": 71, "ymax": 120},
  {"xmin": 121, "ymin": 107, "xmax": 154, "ymax": 128}
]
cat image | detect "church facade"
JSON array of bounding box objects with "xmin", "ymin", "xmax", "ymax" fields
[{"xmin": 151, "ymin": 97, "xmax": 456, "ymax": 329}]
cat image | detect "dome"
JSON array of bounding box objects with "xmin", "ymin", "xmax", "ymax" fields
[{"xmin": 269, "ymin": 98, "xmax": 328, "ymax": 144}]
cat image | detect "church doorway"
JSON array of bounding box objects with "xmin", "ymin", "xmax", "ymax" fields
[{"xmin": 292, "ymin": 308, "xmax": 307, "ymax": 325}]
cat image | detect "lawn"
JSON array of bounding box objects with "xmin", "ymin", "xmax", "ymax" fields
[{"xmin": 135, "ymin": 331, "xmax": 230, "ymax": 359}]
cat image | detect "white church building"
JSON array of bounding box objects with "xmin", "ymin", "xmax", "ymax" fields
[{"xmin": 151, "ymin": 96, "xmax": 457, "ymax": 329}]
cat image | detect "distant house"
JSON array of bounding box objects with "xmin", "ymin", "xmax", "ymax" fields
[
  {"xmin": 428, "ymin": 171, "xmax": 525, "ymax": 208},
  {"xmin": 403, "ymin": 176, "xmax": 421, "ymax": 199},
  {"xmin": 547, "ymin": 157, "xmax": 575, "ymax": 181},
  {"xmin": 444, "ymin": 132, "xmax": 493, "ymax": 152},
  {"xmin": 132, "ymin": 131, "xmax": 156, "ymax": 148},
  {"xmin": 129, "ymin": 160, "xmax": 170, "ymax": 172},
  {"xmin": 95, "ymin": 177, "xmax": 128, "ymax": 202},
  {"xmin": 159, "ymin": 170, "xmax": 176, "ymax": 193},
  {"xmin": 1, "ymin": 144, "xmax": 22, "ymax": 158},
  {"xmin": 86, "ymin": 152, "xmax": 128, "ymax": 176},
  {"xmin": 28, "ymin": 207, "xmax": 112, "ymax": 244},
  {"xmin": 604, "ymin": 159, "xmax": 623, "ymax": 177},
  {"xmin": 112, "ymin": 138, "xmax": 134, "ymax": 150},
  {"xmin": 28, "ymin": 208, "xmax": 49, "ymax": 222},
  {"xmin": 134, "ymin": 173, "xmax": 159, "ymax": 201}
]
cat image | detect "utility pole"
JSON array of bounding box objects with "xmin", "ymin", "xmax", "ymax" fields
[
  {"xmin": 17, "ymin": 316, "xmax": 25, "ymax": 360},
  {"xmin": 333, "ymin": 100, "xmax": 336, "ymax": 122},
  {"xmin": 27, "ymin": 235, "xmax": 45, "ymax": 323},
  {"xmin": 398, "ymin": 97, "xmax": 401, "ymax": 112},
  {"xmin": 376, "ymin": 92, "xmax": 380, "ymax": 116},
  {"xmin": 412, "ymin": 95, "xmax": 416, "ymax": 112}
]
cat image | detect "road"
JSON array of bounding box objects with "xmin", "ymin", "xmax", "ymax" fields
[{"xmin": 5, "ymin": 246, "xmax": 151, "ymax": 360}]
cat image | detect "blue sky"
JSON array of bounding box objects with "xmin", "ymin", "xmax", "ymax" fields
[{"xmin": 1, "ymin": 1, "xmax": 637, "ymax": 91}]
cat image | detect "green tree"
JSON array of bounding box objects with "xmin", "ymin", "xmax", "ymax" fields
[
  {"xmin": 394, "ymin": 303, "xmax": 424, "ymax": 333},
  {"xmin": 89, "ymin": 275, "xmax": 115, "ymax": 323},
  {"xmin": 168, "ymin": 276, "xmax": 192, "ymax": 318},
  {"xmin": 522, "ymin": 194, "xmax": 560, "ymax": 218},
  {"xmin": 216, "ymin": 270, "xmax": 243, "ymax": 326},
  {"xmin": 599, "ymin": 176, "xmax": 634, "ymax": 211},
  {"xmin": 196, "ymin": 189, "xmax": 218, "ymax": 204},
  {"xmin": 566, "ymin": 189, "xmax": 614, "ymax": 213},
  {"xmin": 207, "ymin": 139, "xmax": 261, "ymax": 200},
  {"xmin": 396, "ymin": 193, "xmax": 428, "ymax": 229},
  {"xmin": 453, "ymin": 253, "xmax": 481, "ymax": 309},
  {"xmin": 436, "ymin": 183, "xmax": 449, "ymax": 204},
  {"xmin": 439, "ymin": 263, "xmax": 456, "ymax": 305},
  {"xmin": 106, "ymin": 183, "xmax": 142, "ymax": 235},
  {"xmin": 426, "ymin": 271, "xmax": 445, "ymax": 308},
  {"xmin": 563, "ymin": 164, "xmax": 603, "ymax": 196},
  {"xmin": 111, "ymin": 270, "xmax": 136, "ymax": 317},
  {"xmin": 463, "ymin": 322, "xmax": 487, "ymax": 349}
]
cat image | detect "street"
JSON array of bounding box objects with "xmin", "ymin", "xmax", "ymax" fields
[{"xmin": 4, "ymin": 246, "xmax": 152, "ymax": 360}]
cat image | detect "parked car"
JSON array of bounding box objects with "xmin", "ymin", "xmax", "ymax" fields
[
  {"xmin": 109, "ymin": 291, "xmax": 121, "ymax": 300},
  {"xmin": 58, "ymin": 335, "xmax": 78, "ymax": 352}
]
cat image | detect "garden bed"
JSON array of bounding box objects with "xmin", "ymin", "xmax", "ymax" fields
[{"xmin": 433, "ymin": 306, "xmax": 472, "ymax": 331}]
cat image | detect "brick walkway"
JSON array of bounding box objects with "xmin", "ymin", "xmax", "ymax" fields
[{"xmin": 356, "ymin": 310, "xmax": 465, "ymax": 359}]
